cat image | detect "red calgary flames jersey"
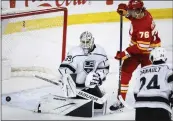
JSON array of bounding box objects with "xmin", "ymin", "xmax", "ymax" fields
[{"xmin": 127, "ymin": 10, "xmax": 161, "ymax": 54}]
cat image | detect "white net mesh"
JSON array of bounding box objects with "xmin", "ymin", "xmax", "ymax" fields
[{"xmin": 2, "ymin": 7, "xmax": 67, "ymax": 78}]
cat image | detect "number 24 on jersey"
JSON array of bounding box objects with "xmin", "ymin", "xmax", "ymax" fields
[{"xmin": 139, "ymin": 75, "xmax": 160, "ymax": 90}]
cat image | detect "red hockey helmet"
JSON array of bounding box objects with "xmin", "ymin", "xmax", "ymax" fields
[{"xmin": 128, "ymin": 0, "xmax": 144, "ymax": 10}]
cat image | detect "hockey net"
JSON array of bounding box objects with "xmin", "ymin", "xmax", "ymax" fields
[{"xmin": 1, "ymin": 7, "xmax": 68, "ymax": 80}]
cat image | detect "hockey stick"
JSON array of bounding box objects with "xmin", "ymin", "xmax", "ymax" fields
[
  {"xmin": 116, "ymin": 12, "xmax": 134, "ymax": 110},
  {"xmin": 35, "ymin": 75, "xmax": 107, "ymax": 104},
  {"xmin": 35, "ymin": 75, "xmax": 60, "ymax": 86},
  {"xmin": 116, "ymin": 12, "xmax": 133, "ymax": 109},
  {"xmin": 118, "ymin": 12, "xmax": 123, "ymax": 96}
]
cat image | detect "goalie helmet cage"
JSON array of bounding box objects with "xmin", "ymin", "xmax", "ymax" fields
[{"xmin": 1, "ymin": 7, "xmax": 68, "ymax": 78}]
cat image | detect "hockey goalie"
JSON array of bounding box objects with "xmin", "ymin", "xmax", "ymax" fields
[{"xmin": 36, "ymin": 31, "xmax": 110, "ymax": 117}]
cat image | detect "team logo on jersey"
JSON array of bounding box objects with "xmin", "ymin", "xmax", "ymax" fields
[{"xmin": 83, "ymin": 60, "xmax": 95, "ymax": 73}]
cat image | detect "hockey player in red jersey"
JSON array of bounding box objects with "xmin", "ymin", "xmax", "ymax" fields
[{"xmin": 110, "ymin": 0, "xmax": 161, "ymax": 111}]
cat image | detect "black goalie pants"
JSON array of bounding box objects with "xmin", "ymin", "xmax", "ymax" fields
[{"xmin": 135, "ymin": 107, "xmax": 172, "ymax": 121}]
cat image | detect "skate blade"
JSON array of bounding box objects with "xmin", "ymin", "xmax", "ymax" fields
[
  {"xmin": 109, "ymin": 107, "xmax": 133, "ymax": 114},
  {"xmin": 109, "ymin": 107, "xmax": 124, "ymax": 114}
]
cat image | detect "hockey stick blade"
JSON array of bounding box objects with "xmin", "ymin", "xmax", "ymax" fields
[
  {"xmin": 118, "ymin": 95, "xmax": 133, "ymax": 110},
  {"xmin": 35, "ymin": 75, "xmax": 107, "ymax": 104}
]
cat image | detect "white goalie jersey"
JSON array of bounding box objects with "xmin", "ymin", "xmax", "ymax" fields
[
  {"xmin": 58, "ymin": 44, "xmax": 109, "ymax": 87},
  {"xmin": 134, "ymin": 64, "xmax": 173, "ymax": 113}
]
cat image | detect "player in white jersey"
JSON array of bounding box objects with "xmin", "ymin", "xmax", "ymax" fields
[
  {"xmin": 58, "ymin": 31, "xmax": 110, "ymax": 109},
  {"xmin": 134, "ymin": 47, "xmax": 173, "ymax": 121}
]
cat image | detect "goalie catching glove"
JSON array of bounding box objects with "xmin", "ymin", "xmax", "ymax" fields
[{"xmin": 85, "ymin": 72, "xmax": 103, "ymax": 88}]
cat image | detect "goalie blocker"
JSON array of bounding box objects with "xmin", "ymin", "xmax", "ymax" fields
[{"xmin": 35, "ymin": 74, "xmax": 108, "ymax": 117}]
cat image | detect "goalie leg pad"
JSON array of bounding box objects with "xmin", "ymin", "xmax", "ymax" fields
[
  {"xmin": 61, "ymin": 74, "xmax": 77, "ymax": 97},
  {"xmin": 83, "ymin": 86, "xmax": 104, "ymax": 109},
  {"xmin": 35, "ymin": 94, "xmax": 94, "ymax": 117},
  {"xmin": 75, "ymin": 86, "xmax": 108, "ymax": 110}
]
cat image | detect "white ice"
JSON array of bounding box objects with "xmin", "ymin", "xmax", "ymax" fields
[{"xmin": 2, "ymin": 19, "xmax": 173, "ymax": 120}]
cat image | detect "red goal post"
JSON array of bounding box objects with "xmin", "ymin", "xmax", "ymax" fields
[{"xmin": 1, "ymin": 7, "xmax": 68, "ymax": 79}]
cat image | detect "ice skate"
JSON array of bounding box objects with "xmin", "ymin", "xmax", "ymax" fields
[{"xmin": 109, "ymin": 100, "xmax": 125, "ymax": 113}]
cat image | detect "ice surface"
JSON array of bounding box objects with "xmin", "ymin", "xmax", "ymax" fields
[{"xmin": 1, "ymin": 19, "xmax": 173, "ymax": 120}]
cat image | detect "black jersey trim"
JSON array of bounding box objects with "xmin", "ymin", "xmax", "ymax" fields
[
  {"xmin": 136, "ymin": 96, "xmax": 170, "ymax": 106},
  {"xmin": 58, "ymin": 69, "xmax": 63, "ymax": 76},
  {"xmin": 90, "ymin": 44, "xmax": 96, "ymax": 53},
  {"xmin": 72, "ymin": 55, "xmax": 87, "ymax": 59},
  {"xmin": 76, "ymin": 83, "xmax": 85, "ymax": 88},
  {"xmin": 59, "ymin": 64, "xmax": 76, "ymax": 73},
  {"xmin": 168, "ymin": 73, "xmax": 173, "ymax": 83},
  {"xmin": 97, "ymin": 66, "xmax": 110, "ymax": 70},
  {"xmin": 92, "ymin": 53, "xmax": 108, "ymax": 58},
  {"xmin": 72, "ymin": 53, "xmax": 108, "ymax": 59},
  {"xmin": 142, "ymin": 64, "xmax": 169, "ymax": 70}
]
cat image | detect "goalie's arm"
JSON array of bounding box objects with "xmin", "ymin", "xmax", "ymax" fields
[
  {"xmin": 95, "ymin": 56, "xmax": 110, "ymax": 82},
  {"xmin": 58, "ymin": 54, "xmax": 77, "ymax": 76},
  {"xmin": 58, "ymin": 52, "xmax": 78, "ymax": 97}
]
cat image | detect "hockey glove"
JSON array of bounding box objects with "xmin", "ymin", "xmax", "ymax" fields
[
  {"xmin": 85, "ymin": 72, "xmax": 102, "ymax": 88},
  {"xmin": 114, "ymin": 50, "xmax": 130, "ymax": 60},
  {"xmin": 117, "ymin": 3, "xmax": 128, "ymax": 16}
]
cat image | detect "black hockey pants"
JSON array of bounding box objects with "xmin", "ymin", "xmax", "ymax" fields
[{"xmin": 135, "ymin": 107, "xmax": 172, "ymax": 121}]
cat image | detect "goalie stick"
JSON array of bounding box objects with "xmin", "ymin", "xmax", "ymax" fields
[{"xmin": 35, "ymin": 75, "xmax": 107, "ymax": 104}]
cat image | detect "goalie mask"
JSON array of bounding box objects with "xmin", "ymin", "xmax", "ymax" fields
[{"xmin": 80, "ymin": 31, "xmax": 94, "ymax": 55}]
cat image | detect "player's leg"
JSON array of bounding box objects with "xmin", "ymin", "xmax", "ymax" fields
[
  {"xmin": 81, "ymin": 86, "xmax": 103, "ymax": 98},
  {"xmin": 63, "ymin": 73, "xmax": 106, "ymax": 109},
  {"xmin": 136, "ymin": 108, "xmax": 171, "ymax": 121},
  {"xmin": 140, "ymin": 54, "xmax": 151, "ymax": 67},
  {"xmin": 120, "ymin": 56, "xmax": 140, "ymax": 100},
  {"xmin": 35, "ymin": 74, "xmax": 96, "ymax": 117},
  {"xmin": 75, "ymin": 85, "xmax": 104, "ymax": 109},
  {"xmin": 135, "ymin": 108, "xmax": 151, "ymax": 121},
  {"xmin": 110, "ymin": 56, "xmax": 140, "ymax": 111},
  {"xmin": 150, "ymin": 108, "xmax": 171, "ymax": 121}
]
